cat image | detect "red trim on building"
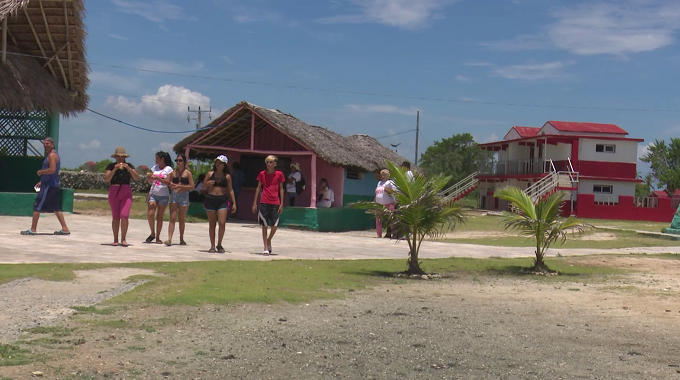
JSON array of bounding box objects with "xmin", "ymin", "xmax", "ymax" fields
[
  {"xmin": 577, "ymin": 161, "xmax": 636, "ymax": 180},
  {"xmin": 479, "ymin": 134, "xmax": 643, "ymax": 149},
  {"xmin": 576, "ymin": 194, "xmax": 675, "ymax": 222},
  {"xmin": 546, "ymin": 121, "xmax": 628, "ymax": 135}
]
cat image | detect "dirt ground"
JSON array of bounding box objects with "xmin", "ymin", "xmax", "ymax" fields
[{"xmin": 2, "ymin": 256, "xmax": 680, "ymax": 379}]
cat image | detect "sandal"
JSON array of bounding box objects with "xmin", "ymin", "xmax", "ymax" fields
[
  {"xmin": 156, "ymin": 239, "xmax": 163, "ymax": 244},
  {"xmin": 164, "ymin": 240, "xmax": 172, "ymax": 246},
  {"xmin": 267, "ymin": 245, "xmax": 272, "ymax": 254},
  {"xmin": 112, "ymin": 242, "xmax": 119, "ymax": 247},
  {"xmin": 208, "ymin": 247, "xmax": 216, "ymax": 253},
  {"xmin": 217, "ymin": 245, "xmax": 225, "ymax": 253},
  {"xmin": 54, "ymin": 230, "xmax": 71, "ymax": 235},
  {"xmin": 179, "ymin": 240, "xmax": 187, "ymax": 246},
  {"xmin": 121, "ymin": 241, "xmax": 129, "ymax": 247},
  {"xmin": 145, "ymin": 234, "xmax": 155, "ymax": 243},
  {"xmin": 20, "ymin": 229, "xmax": 37, "ymax": 235},
  {"xmin": 263, "ymin": 250, "xmax": 270, "ymax": 256}
]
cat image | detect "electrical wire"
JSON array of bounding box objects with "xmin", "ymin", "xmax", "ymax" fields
[
  {"xmin": 375, "ymin": 129, "xmax": 416, "ymax": 139},
  {"xmin": 6, "ymin": 50, "xmax": 679, "ymax": 113}
]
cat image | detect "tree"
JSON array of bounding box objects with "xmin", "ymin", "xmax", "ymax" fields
[
  {"xmin": 418, "ymin": 133, "xmax": 491, "ymax": 186},
  {"xmin": 353, "ymin": 161, "xmax": 465, "ymax": 274},
  {"xmin": 494, "ymin": 187, "xmax": 588, "ymax": 273},
  {"xmin": 640, "ymin": 138, "xmax": 680, "ymax": 197},
  {"xmin": 635, "ymin": 172, "xmax": 653, "ymax": 197}
]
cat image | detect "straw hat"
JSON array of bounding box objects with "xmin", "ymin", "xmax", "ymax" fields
[
  {"xmin": 290, "ymin": 162, "xmax": 300, "ymax": 170},
  {"xmin": 111, "ymin": 146, "xmax": 129, "ymax": 158}
]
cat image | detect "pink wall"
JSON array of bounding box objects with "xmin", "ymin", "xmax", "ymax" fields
[
  {"xmin": 314, "ymin": 159, "xmax": 344, "ymax": 207},
  {"xmin": 576, "ymin": 194, "xmax": 675, "ymax": 222}
]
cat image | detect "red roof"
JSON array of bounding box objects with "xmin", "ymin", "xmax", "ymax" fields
[
  {"xmin": 651, "ymin": 190, "xmax": 680, "ymax": 198},
  {"xmin": 513, "ymin": 126, "xmax": 540, "ymax": 138},
  {"xmin": 546, "ymin": 121, "xmax": 628, "ymax": 135}
]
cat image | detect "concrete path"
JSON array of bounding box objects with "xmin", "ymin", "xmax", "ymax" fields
[{"xmin": 2, "ymin": 214, "xmax": 680, "ymax": 264}]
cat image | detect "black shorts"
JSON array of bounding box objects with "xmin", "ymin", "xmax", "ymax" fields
[
  {"xmin": 34, "ymin": 185, "xmax": 61, "ymax": 213},
  {"xmin": 258, "ymin": 203, "xmax": 280, "ymax": 227},
  {"xmin": 204, "ymin": 194, "xmax": 230, "ymax": 211}
]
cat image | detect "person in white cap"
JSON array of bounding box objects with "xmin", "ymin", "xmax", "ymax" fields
[
  {"xmin": 286, "ymin": 162, "xmax": 302, "ymax": 206},
  {"xmin": 203, "ymin": 155, "xmax": 236, "ymax": 253}
]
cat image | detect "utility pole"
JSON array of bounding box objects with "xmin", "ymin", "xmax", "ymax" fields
[
  {"xmin": 187, "ymin": 106, "xmax": 211, "ymax": 129},
  {"xmin": 415, "ymin": 110, "xmax": 420, "ymax": 165}
]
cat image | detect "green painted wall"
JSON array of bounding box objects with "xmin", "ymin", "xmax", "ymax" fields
[
  {"xmin": 279, "ymin": 206, "xmax": 374, "ymax": 232},
  {"xmin": 0, "ymin": 189, "xmax": 73, "ymax": 216},
  {"xmin": 0, "ymin": 156, "xmax": 44, "ymax": 192}
]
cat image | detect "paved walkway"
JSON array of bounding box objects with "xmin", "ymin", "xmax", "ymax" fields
[{"xmin": 2, "ymin": 214, "xmax": 680, "ymax": 264}]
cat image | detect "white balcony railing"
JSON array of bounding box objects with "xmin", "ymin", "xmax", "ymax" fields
[{"xmin": 594, "ymin": 194, "xmax": 619, "ymax": 205}]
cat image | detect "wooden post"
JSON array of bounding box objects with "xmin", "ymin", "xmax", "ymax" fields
[
  {"xmin": 310, "ymin": 153, "xmax": 317, "ymax": 208},
  {"xmin": 2, "ymin": 17, "xmax": 7, "ymax": 63},
  {"xmin": 250, "ymin": 113, "xmax": 255, "ymax": 151}
]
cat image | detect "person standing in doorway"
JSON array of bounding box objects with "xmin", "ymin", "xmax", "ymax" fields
[
  {"xmin": 231, "ymin": 161, "xmax": 245, "ymax": 216},
  {"xmin": 21, "ymin": 137, "xmax": 71, "ymax": 236},
  {"xmin": 104, "ymin": 147, "xmax": 140, "ymax": 246},
  {"xmin": 286, "ymin": 162, "xmax": 302, "ymax": 206},
  {"xmin": 252, "ymin": 155, "xmax": 285, "ymax": 255}
]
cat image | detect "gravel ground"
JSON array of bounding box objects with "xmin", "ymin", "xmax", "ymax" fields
[{"xmin": 2, "ymin": 258, "xmax": 680, "ymax": 379}]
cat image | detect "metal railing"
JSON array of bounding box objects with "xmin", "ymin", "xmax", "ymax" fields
[
  {"xmin": 523, "ymin": 159, "xmax": 580, "ymax": 202},
  {"xmin": 442, "ymin": 172, "xmax": 478, "ymax": 202},
  {"xmin": 633, "ymin": 196, "xmax": 659, "ymax": 208},
  {"xmin": 478, "ymin": 158, "xmax": 550, "ymax": 176}
]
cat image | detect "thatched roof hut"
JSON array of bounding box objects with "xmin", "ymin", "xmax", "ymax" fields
[
  {"xmin": 174, "ymin": 101, "xmax": 409, "ymax": 172},
  {"xmin": 0, "ymin": 0, "xmax": 89, "ymax": 115}
]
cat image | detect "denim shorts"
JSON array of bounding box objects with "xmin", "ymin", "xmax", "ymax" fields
[
  {"xmin": 170, "ymin": 191, "xmax": 190, "ymax": 206},
  {"xmin": 148, "ymin": 193, "xmax": 169, "ymax": 206}
]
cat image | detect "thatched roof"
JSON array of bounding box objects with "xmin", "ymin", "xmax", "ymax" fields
[
  {"xmin": 0, "ymin": 0, "xmax": 89, "ymax": 115},
  {"xmin": 174, "ymin": 101, "xmax": 409, "ymax": 172}
]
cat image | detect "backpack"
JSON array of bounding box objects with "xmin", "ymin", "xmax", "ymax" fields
[{"xmin": 295, "ymin": 175, "xmax": 306, "ymax": 195}]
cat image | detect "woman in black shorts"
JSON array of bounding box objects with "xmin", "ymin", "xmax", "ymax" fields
[{"xmin": 203, "ymin": 155, "xmax": 236, "ymax": 253}]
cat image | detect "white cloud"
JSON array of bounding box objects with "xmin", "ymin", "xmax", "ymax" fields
[
  {"xmin": 159, "ymin": 142, "xmax": 175, "ymax": 151},
  {"xmin": 480, "ymin": 133, "xmax": 499, "ymax": 143},
  {"xmin": 455, "ymin": 75, "xmax": 469, "ymax": 82},
  {"xmin": 317, "ymin": 0, "xmax": 454, "ymax": 30},
  {"xmin": 637, "ymin": 142, "xmax": 652, "ymax": 161},
  {"xmin": 135, "ymin": 59, "xmax": 204, "ymax": 74},
  {"xmin": 105, "ymin": 85, "xmax": 213, "ymax": 117},
  {"xmin": 110, "ymin": 0, "xmax": 185, "ymax": 23},
  {"xmin": 493, "ymin": 60, "xmax": 575, "ymax": 80},
  {"xmin": 484, "ymin": 1, "xmax": 680, "ymax": 56},
  {"xmin": 78, "ymin": 140, "xmax": 101, "ymax": 150},
  {"xmin": 107, "ymin": 34, "xmax": 129, "ymax": 41},
  {"xmin": 548, "ymin": 2, "xmax": 680, "ymax": 55},
  {"xmin": 345, "ymin": 104, "xmax": 420, "ymax": 116},
  {"xmin": 221, "ymin": 56, "xmax": 233, "ymax": 65}
]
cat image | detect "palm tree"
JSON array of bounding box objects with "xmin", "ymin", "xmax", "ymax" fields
[
  {"xmin": 494, "ymin": 187, "xmax": 588, "ymax": 272},
  {"xmin": 353, "ymin": 161, "xmax": 465, "ymax": 274}
]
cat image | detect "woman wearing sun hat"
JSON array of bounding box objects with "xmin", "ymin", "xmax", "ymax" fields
[
  {"xmin": 203, "ymin": 155, "xmax": 237, "ymax": 253},
  {"xmin": 104, "ymin": 147, "xmax": 140, "ymax": 247}
]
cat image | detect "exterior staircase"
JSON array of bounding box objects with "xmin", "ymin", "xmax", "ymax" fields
[
  {"xmin": 442, "ymin": 172, "xmax": 478, "ymax": 203},
  {"xmin": 524, "ymin": 159, "xmax": 579, "ymax": 202}
]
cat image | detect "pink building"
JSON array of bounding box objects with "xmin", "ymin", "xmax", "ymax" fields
[{"xmin": 468, "ymin": 121, "xmax": 675, "ymax": 222}]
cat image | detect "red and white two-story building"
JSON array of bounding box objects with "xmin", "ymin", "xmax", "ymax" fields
[{"xmin": 468, "ymin": 121, "xmax": 674, "ymax": 222}]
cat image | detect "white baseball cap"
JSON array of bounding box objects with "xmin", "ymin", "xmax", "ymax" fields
[{"xmin": 215, "ymin": 155, "xmax": 228, "ymax": 164}]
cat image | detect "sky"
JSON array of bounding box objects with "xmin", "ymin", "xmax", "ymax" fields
[{"xmin": 58, "ymin": 0, "xmax": 680, "ymax": 171}]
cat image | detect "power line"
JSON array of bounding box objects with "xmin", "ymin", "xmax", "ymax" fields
[
  {"xmin": 6, "ymin": 50, "xmax": 680, "ymax": 113},
  {"xmin": 375, "ymin": 129, "xmax": 416, "ymax": 139},
  {"xmin": 85, "ymin": 107, "xmax": 246, "ymax": 134}
]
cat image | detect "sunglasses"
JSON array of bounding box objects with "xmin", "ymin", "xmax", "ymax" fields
[{"xmin": 176, "ymin": 159, "xmax": 184, "ymax": 162}]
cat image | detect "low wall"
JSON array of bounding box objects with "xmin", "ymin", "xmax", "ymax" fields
[
  {"xmin": 59, "ymin": 171, "xmax": 150, "ymax": 192},
  {"xmin": 279, "ymin": 207, "xmax": 374, "ymax": 232},
  {"xmin": 576, "ymin": 194, "xmax": 675, "ymax": 223},
  {"xmin": 0, "ymin": 189, "xmax": 74, "ymax": 216}
]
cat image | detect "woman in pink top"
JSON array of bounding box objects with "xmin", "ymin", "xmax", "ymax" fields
[{"xmin": 374, "ymin": 169, "xmax": 396, "ymax": 238}]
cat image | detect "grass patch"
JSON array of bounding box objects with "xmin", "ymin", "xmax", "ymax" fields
[
  {"xmin": 442, "ymin": 229, "xmax": 680, "ymax": 249},
  {"xmin": 71, "ymin": 306, "xmax": 117, "ymax": 315},
  {"xmin": 26, "ymin": 326, "xmax": 72, "ymax": 337},
  {"xmin": 0, "ymin": 263, "xmax": 110, "ymax": 285},
  {"xmin": 91, "ymin": 320, "xmax": 127, "ymax": 328},
  {"xmin": 0, "ymin": 258, "xmax": 630, "ymax": 310},
  {"xmin": 0, "ymin": 344, "xmax": 31, "ymax": 366},
  {"xmin": 128, "ymin": 346, "xmax": 146, "ymax": 352}
]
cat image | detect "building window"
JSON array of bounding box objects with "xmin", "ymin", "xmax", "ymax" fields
[
  {"xmin": 593, "ymin": 185, "xmax": 613, "ymax": 194},
  {"xmin": 346, "ymin": 167, "xmax": 363, "ymax": 180},
  {"xmin": 373, "ymin": 171, "xmax": 381, "ymax": 180},
  {"xmin": 595, "ymin": 144, "xmax": 615, "ymax": 153}
]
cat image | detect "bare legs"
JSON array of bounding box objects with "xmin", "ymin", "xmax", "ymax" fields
[
  {"xmin": 206, "ymin": 209, "xmax": 228, "ymax": 252},
  {"xmin": 147, "ymin": 201, "xmax": 166, "ymax": 243},
  {"xmin": 167, "ymin": 204, "xmax": 189, "ymax": 245},
  {"xmin": 111, "ymin": 218, "xmax": 130, "ymax": 246},
  {"xmin": 261, "ymin": 225, "xmax": 277, "ymax": 253},
  {"xmin": 28, "ymin": 211, "xmax": 69, "ymax": 233}
]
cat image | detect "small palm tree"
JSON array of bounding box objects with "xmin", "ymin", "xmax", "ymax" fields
[
  {"xmin": 495, "ymin": 186, "xmax": 588, "ymax": 272},
  {"xmin": 353, "ymin": 161, "xmax": 465, "ymax": 274}
]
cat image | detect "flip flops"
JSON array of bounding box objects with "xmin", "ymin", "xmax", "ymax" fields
[
  {"xmin": 262, "ymin": 250, "xmax": 270, "ymax": 256},
  {"xmin": 267, "ymin": 245, "xmax": 272, "ymax": 254},
  {"xmin": 54, "ymin": 230, "xmax": 70, "ymax": 235},
  {"xmin": 20, "ymin": 229, "xmax": 37, "ymax": 235},
  {"xmin": 145, "ymin": 234, "xmax": 155, "ymax": 243},
  {"xmin": 217, "ymin": 245, "xmax": 225, "ymax": 253}
]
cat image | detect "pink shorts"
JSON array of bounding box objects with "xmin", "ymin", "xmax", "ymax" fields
[{"xmin": 108, "ymin": 184, "xmax": 133, "ymax": 219}]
